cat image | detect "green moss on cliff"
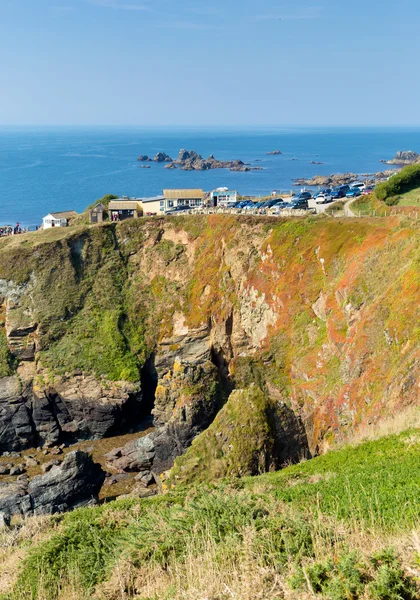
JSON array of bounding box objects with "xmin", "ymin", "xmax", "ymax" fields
[{"xmin": 166, "ymin": 387, "xmax": 278, "ymax": 486}]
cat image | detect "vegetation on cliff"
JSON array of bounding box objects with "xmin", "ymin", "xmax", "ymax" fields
[
  {"xmin": 2, "ymin": 429, "xmax": 419, "ymax": 599},
  {"xmin": 166, "ymin": 387, "xmax": 281, "ymax": 485},
  {"xmin": 0, "ymin": 214, "xmax": 419, "ymax": 452},
  {"xmin": 375, "ymin": 163, "xmax": 420, "ymax": 204}
]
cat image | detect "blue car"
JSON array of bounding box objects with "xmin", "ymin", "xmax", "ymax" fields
[{"xmin": 346, "ymin": 188, "xmax": 362, "ymax": 198}]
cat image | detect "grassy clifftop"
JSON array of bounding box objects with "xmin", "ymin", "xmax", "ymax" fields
[{"xmin": 1, "ymin": 427, "xmax": 419, "ymax": 599}]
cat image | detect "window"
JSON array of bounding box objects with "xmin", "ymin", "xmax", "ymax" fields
[
  {"xmin": 160, "ymin": 201, "xmax": 164, "ymax": 209},
  {"xmin": 168, "ymin": 200, "xmax": 174, "ymax": 208}
]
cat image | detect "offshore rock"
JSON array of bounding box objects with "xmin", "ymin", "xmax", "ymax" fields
[{"xmin": 382, "ymin": 150, "xmax": 420, "ymax": 165}]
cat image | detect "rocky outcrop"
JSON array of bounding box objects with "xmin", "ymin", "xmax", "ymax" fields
[
  {"xmin": 154, "ymin": 152, "xmax": 173, "ymax": 163},
  {"xmin": 0, "ymin": 451, "xmax": 104, "ymax": 518},
  {"xmin": 105, "ymin": 359, "xmax": 222, "ymax": 477},
  {"xmin": 0, "ymin": 372, "xmax": 143, "ymax": 451},
  {"xmin": 294, "ymin": 173, "xmax": 358, "ymax": 187},
  {"xmin": 172, "ymin": 149, "xmax": 255, "ymax": 171},
  {"xmin": 266, "ymin": 150, "xmax": 282, "ymax": 155},
  {"xmin": 137, "ymin": 155, "xmax": 152, "ymax": 162},
  {"xmin": 166, "ymin": 386, "xmax": 310, "ymax": 487},
  {"xmin": 382, "ymin": 150, "xmax": 420, "ymax": 165}
]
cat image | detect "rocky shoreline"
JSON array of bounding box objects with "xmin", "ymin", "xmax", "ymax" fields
[{"xmin": 293, "ymin": 169, "xmax": 399, "ymax": 187}]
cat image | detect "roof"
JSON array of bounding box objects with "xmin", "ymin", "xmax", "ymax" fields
[
  {"xmin": 46, "ymin": 210, "xmax": 78, "ymax": 219},
  {"xmin": 90, "ymin": 203, "xmax": 106, "ymax": 211},
  {"xmin": 163, "ymin": 189, "xmax": 203, "ymax": 199},
  {"xmin": 108, "ymin": 200, "xmax": 142, "ymax": 210},
  {"xmin": 211, "ymin": 189, "xmax": 237, "ymax": 195},
  {"xmin": 140, "ymin": 195, "xmax": 165, "ymax": 204}
]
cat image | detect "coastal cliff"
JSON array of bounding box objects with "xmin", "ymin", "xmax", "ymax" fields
[{"xmin": 0, "ymin": 215, "xmax": 419, "ymax": 497}]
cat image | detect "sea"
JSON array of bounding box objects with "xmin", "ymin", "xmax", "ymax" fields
[{"xmin": 1, "ymin": 126, "xmax": 420, "ymax": 228}]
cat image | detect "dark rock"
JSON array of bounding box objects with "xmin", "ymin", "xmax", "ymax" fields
[
  {"xmin": 0, "ymin": 481, "xmax": 31, "ymax": 517},
  {"xmin": 154, "ymin": 152, "xmax": 172, "ymax": 163},
  {"xmin": 0, "ymin": 377, "xmax": 35, "ymax": 451},
  {"xmin": 0, "ymin": 465, "xmax": 10, "ymax": 475},
  {"xmin": 266, "ymin": 150, "xmax": 282, "ymax": 155},
  {"xmin": 28, "ymin": 451, "xmax": 105, "ymax": 516},
  {"xmin": 137, "ymin": 155, "xmax": 152, "ymax": 162},
  {"xmin": 310, "ymin": 161, "xmax": 324, "ymax": 165}
]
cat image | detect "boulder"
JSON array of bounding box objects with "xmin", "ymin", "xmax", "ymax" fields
[
  {"xmin": 28, "ymin": 451, "xmax": 105, "ymax": 515},
  {"xmin": 0, "ymin": 481, "xmax": 31, "ymax": 517},
  {"xmin": 137, "ymin": 155, "xmax": 152, "ymax": 162},
  {"xmin": 266, "ymin": 150, "xmax": 282, "ymax": 155}
]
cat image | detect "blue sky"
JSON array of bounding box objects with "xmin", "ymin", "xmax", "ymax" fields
[{"xmin": 0, "ymin": 0, "xmax": 418, "ymax": 126}]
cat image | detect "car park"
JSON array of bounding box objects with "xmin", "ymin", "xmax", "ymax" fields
[{"xmin": 346, "ymin": 188, "xmax": 362, "ymax": 198}]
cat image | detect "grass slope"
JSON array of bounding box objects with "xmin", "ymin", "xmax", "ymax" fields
[{"xmin": 2, "ymin": 429, "xmax": 419, "ymax": 599}]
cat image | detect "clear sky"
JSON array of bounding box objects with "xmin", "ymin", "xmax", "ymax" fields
[{"xmin": 0, "ymin": 0, "xmax": 418, "ymax": 126}]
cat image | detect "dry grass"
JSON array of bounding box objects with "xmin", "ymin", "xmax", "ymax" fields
[
  {"xmin": 339, "ymin": 405, "xmax": 420, "ymax": 449},
  {"xmin": 0, "ymin": 515, "xmax": 54, "ymax": 595}
]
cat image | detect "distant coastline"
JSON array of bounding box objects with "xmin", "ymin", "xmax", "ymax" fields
[{"xmin": 1, "ymin": 127, "xmax": 420, "ymax": 226}]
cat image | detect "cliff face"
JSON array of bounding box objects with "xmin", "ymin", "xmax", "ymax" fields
[{"xmin": 0, "ymin": 215, "xmax": 418, "ymax": 481}]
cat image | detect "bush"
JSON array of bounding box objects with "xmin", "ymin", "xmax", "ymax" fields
[{"xmin": 375, "ymin": 164, "xmax": 420, "ymax": 204}]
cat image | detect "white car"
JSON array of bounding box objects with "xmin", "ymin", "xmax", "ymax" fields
[
  {"xmin": 350, "ymin": 182, "xmax": 365, "ymax": 191},
  {"xmin": 315, "ymin": 194, "xmax": 333, "ymax": 204}
]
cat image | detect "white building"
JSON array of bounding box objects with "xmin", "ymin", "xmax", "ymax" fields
[
  {"xmin": 211, "ymin": 188, "xmax": 238, "ymax": 207},
  {"xmin": 42, "ymin": 210, "xmax": 78, "ymax": 229}
]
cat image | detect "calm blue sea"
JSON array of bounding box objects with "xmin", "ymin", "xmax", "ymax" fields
[{"xmin": 1, "ymin": 126, "xmax": 420, "ymax": 227}]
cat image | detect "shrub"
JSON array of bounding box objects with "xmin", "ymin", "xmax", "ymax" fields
[{"xmin": 375, "ymin": 164, "xmax": 420, "ymax": 203}]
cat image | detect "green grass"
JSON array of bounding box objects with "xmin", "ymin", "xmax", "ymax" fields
[
  {"xmin": 4, "ymin": 429, "xmax": 419, "ymax": 599},
  {"xmin": 394, "ymin": 187, "xmax": 420, "ymax": 207}
]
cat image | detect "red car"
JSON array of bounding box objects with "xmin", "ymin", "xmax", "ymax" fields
[{"xmin": 362, "ymin": 187, "xmax": 374, "ymax": 195}]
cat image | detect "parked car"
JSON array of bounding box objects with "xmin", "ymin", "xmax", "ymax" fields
[
  {"xmin": 346, "ymin": 188, "xmax": 362, "ymax": 198},
  {"xmin": 349, "ymin": 182, "xmax": 365, "ymax": 191},
  {"xmin": 331, "ymin": 185, "xmax": 350, "ymax": 199},
  {"xmin": 314, "ymin": 188, "xmax": 331, "ymax": 199},
  {"xmin": 290, "ymin": 197, "xmax": 309, "ymax": 210},
  {"xmin": 262, "ymin": 199, "xmax": 281, "ymax": 208},
  {"xmin": 362, "ymin": 187, "xmax": 374, "ymax": 196},
  {"xmin": 315, "ymin": 193, "xmax": 333, "ymax": 204},
  {"xmin": 271, "ymin": 201, "xmax": 291, "ymax": 213},
  {"xmin": 295, "ymin": 191, "xmax": 312, "ymax": 200}
]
